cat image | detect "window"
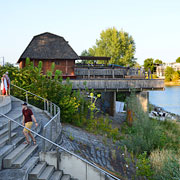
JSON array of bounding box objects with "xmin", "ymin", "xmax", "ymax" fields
[{"xmin": 55, "ymin": 61, "xmax": 60, "ymax": 65}]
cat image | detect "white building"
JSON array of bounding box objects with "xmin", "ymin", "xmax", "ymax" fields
[{"xmin": 156, "ymin": 62, "xmax": 180, "ymax": 77}]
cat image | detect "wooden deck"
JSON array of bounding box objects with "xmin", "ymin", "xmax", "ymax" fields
[{"xmin": 68, "ymin": 79, "xmax": 164, "ymax": 91}]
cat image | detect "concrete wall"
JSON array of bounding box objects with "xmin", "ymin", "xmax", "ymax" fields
[
  {"xmin": 0, "ymin": 96, "xmax": 12, "ymax": 115},
  {"xmin": 68, "ymin": 79, "xmax": 164, "ymax": 91},
  {"xmin": 101, "ymin": 92, "xmax": 116, "ymax": 116},
  {"xmin": 136, "ymin": 91, "xmax": 149, "ymax": 113},
  {"xmin": 39, "ymin": 151, "xmax": 110, "ymax": 180}
]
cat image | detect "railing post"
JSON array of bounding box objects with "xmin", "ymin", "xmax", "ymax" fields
[
  {"xmin": 44, "ymin": 99, "xmax": 46, "ymax": 111},
  {"xmin": 86, "ymin": 163, "xmax": 88, "ymax": 180},
  {"xmin": 56, "ymin": 148, "xmax": 60, "ymax": 171},
  {"xmin": 112, "ymin": 69, "xmax": 115, "ymax": 78},
  {"xmin": 47, "ymin": 101, "xmax": 49, "ymax": 112},
  {"xmin": 8, "ymin": 120, "xmax": 12, "ymax": 144},
  {"xmin": 54, "ymin": 105, "xmax": 56, "ymax": 116},
  {"xmin": 50, "ymin": 102, "xmax": 53, "ymax": 116},
  {"xmin": 43, "ymin": 128, "xmax": 46, "ymax": 152},
  {"xmin": 58, "ymin": 108, "xmax": 60, "ymax": 122},
  {"xmin": 50, "ymin": 123, "xmax": 52, "ymax": 141},
  {"xmin": 26, "ymin": 92, "xmax": 28, "ymax": 104},
  {"xmin": 88, "ymin": 67, "xmax": 90, "ymax": 79},
  {"xmin": 56, "ymin": 114, "xmax": 58, "ymax": 133}
]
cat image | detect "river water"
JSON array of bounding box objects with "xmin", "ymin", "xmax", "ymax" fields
[{"xmin": 149, "ymin": 86, "xmax": 180, "ymax": 115}]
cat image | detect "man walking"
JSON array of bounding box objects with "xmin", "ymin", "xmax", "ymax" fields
[{"xmin": 22, "ymin": 102, "xmax": 38, "ymax": 145}]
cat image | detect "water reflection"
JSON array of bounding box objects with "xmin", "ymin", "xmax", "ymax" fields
[{"xmin": 149, "ymin": 86, "xmax": 180, "ymax": 115}]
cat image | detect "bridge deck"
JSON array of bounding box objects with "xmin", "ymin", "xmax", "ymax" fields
[{"xmin": 69, "ymin": 79, "xmax": 164, "ymax": 91}]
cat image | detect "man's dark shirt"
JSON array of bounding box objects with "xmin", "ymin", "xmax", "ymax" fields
[{"xmin": 22, "ymin": 108, "xmax": 33, "ymax": 123}]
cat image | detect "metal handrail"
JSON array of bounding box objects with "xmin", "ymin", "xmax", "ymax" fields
[
  {"xmin": 10, "ymin": 84, "xmax": 61, "ymax": 152},
  {"xmin": 1, "ymin": 113, "xmax": 120, "ymax": 180},
  {"xmin": 11, "ymin": 84, "xmax": 59, "ymax": 122},
  {"xmin": 44, "ymin": 113, "xmax": 59, "ymax": 128},
  {"xmin": 8, "ymin": 84, "xmax": 121, "ymax": 180},
  {"xmin": 11, "ymin": 84, "xmax": 56, "ymax": 105}
]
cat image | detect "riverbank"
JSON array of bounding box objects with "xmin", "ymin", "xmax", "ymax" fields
[
  {"xmin": 149, "ymin": 104, "xmax": 180, "ymax": 121},
  {"xmin": 165, "ymin": 81, "xmax": 180, "ymax": 86}
]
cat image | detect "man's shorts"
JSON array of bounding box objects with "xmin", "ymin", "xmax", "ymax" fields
[{"xmin": 23, "ymin": 122, "xmax": 33, "ymax": 133}]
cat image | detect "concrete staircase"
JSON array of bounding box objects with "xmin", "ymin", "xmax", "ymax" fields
[
  {"xmin": 0, "ymin": 96, "xmax": 77, "ymax": 180},
  {"xmin": 28, "ymin": 160, "xmax": 71, "ymax": 180}
]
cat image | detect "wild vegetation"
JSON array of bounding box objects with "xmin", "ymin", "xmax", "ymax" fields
[
  {"xmin": 119, "ymin": 91, "xmax": 180, "ymax": 179},
  {"xmin": 2, "ymin": 58, "xmax": 180, "ymax": 178},
  {"xmin": 0, "ymin": 58, "xmax": 119, "ymax": 142}
]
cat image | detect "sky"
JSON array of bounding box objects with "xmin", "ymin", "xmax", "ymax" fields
[{"xmin": 0, "ymin": 0, "xmax": 180, "ymax": 65}]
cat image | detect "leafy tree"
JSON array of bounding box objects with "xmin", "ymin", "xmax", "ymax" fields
[
  {"xmin": 4, "ymin": 62, "xmax": 14, "ymax": 67},
  {"xmin": 134, "ymin": 62, "xmax": 141, "ymax": 68},
  {"xmin": 172, "ymin": 71, "xmax": 179, "ymax": 81},
  {"xmin": 80, "ymin": 50, "xmax": 94, "ymax": 64},
  {"xmin": 154, "ymin": 59, "xmax": 163, "ymax": 64},
  {"xmin": 81, "ymin": 50, "xmax": 91, "ymax": 56},
  {"xmin": 176, "ymin": 57, "xmax": 180, "ymax": 63},
  {"xmin": 165, "ymin": 66, "xmax": 174, "ymax": 81},
  {"xmin": 143, "ymin": 58, "xmax": 154, "ymax": 72},
  {"xmin": 86, "ymin": 27, "xmax": 136, "ymax": 66}
]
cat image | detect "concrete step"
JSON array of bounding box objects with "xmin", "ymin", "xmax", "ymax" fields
[
  {"xmin": 0, "ymin": 132, "xmax": 16, "ymax": 148},
  {"xmin": 23, "ymin": 156, "xmax": 39, "ymax": 180},
  {"xmin": 29, "ymin": 161, "xmax": 47, "ymax": 180},
  {"xmin": 12, "ymin": 144, "xmax": 38, "ymax": 168},
  {"xmin": 0, "ymin": 145, "xmax": 14, "ymax": 170},
  {"xmin": 61, "ymin": 175, "xmax": 71, "ymax": 180},
  {"xmin": 3, "ymin": 143, "xmax": 29, "ymax": 168},
  {"xmin": 0, "ymin": 137, "xmax": 25, "ymax": 170},
  {"xmin": 0, "ymin": 128, "xmax": 8, "ymax": 138},
  {"xmin": 0, "ymin": 124, "xmax": 3, "ymax": 130},
  {"xmin": 38, "ymin": 165, "xmax": 54, "ymax": 180},
  {"xmin": 0, "ymin": 104, "xmax": 22, "ymax": 131},
  {"xmin": 0, "ymin": 96, "xmax": 12, "ymax": 115},
  {"xmin": 50, "ymin": 170, "xmax": 63, "ymax": 180},
  {"xmin": 11, "ymin": 136, "xmax": 25, "ymax": 148}
]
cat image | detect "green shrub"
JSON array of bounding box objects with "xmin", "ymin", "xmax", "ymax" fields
[
  {"xmin": 136, "ymin": 151, "xmax": 154, "ymax": 177},
  {"xmin": 122, "ymin": 92, "xmax": 167, "ymax": 154},
  {"xmin": 2, "ymin": 59, "xmax": 120, "ymax": 142},
  {"xmin": 86, "ymin": 116, "xmax": 120, "ymax": 142}
]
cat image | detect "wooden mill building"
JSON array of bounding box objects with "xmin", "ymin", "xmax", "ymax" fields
[{"xmin": 17, "ymin": 32, "xmax": 79, "ymax": 78}]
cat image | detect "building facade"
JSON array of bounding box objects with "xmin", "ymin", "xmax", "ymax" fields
[
  {"xmin": 17, "ymin": 32, "xmax": 80, "ymax": 78},
  {"xmin": 156, "ymin": 62, "xmax": 180, "ymax": 77}
]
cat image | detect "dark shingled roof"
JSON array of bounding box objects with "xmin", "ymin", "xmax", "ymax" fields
[{"xmin": 17, "ymin": 32, "xmax": 79, "ymax": 63}]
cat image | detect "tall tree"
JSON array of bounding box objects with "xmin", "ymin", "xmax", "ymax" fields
[
  {"xmin": 165, "ymin": 66, "xmax": 174, "ymax": 81},
  {"xmin": 176, "ymin": 57, "xmax": 180, "ymax": 63},
  {"xmin": 86, "ymin": 27, "xmax": 136, "ymax": 66},
  {"xmin": 154, "ymin": 59, "xmax": 163, "ymax": 64},
  {"xmin": 80, "ymin": 50, "xmax": 93, "ymax": 64},
  {"xmin": 143, "ymin": 58, "xmax": 154, "ymax": 72}
]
